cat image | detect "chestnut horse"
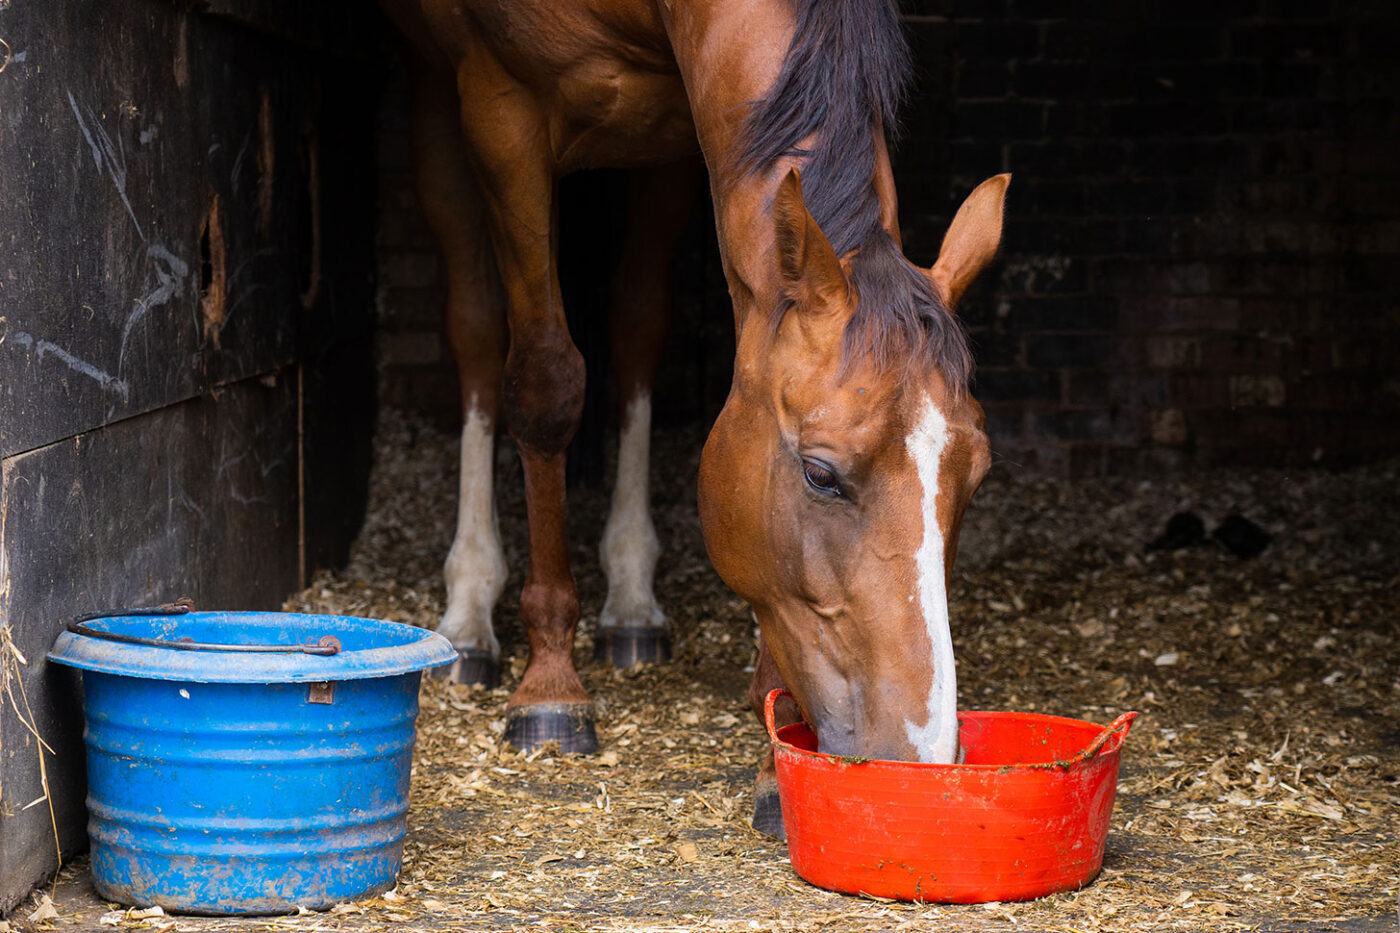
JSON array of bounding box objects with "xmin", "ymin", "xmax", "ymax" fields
[{"xmin": 381, "ymin": 0, "xmax": 1006, "ymax": 834}]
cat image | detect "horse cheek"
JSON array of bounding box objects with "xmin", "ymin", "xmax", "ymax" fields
[{"xmin": 698, "ymin": 408, "xmax": 767, "ymax": 605}]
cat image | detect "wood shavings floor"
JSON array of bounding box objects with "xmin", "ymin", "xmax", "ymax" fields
[{"xmin": 18, "ymin": 410, "xmax": 1398, "ymax": 932}]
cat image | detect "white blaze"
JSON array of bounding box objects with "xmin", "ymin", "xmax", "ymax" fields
[
  {"xmin": 903, "ymin": 397, "xmax": 959, "ymax": 763},
  {"xmin": 440, "ymin": 406, "xmax": 507, "ymax": 654},
  {"xmin": 600, "ymin": 394, "xmax": 665, "ymax": 630}
]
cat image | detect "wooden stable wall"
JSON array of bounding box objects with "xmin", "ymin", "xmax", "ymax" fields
[{"xmin": 0, "ymin": 1, "xmax": 378, "ymax": 910}]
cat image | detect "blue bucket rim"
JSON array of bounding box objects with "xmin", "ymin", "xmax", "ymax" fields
[{"xmin": 48, "ymin": 611, "xmax": 458, "ymax": 683}]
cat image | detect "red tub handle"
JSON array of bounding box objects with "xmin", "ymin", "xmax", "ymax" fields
[
  {"xmin": 764, "ymin": 688, "xmax": 797, "ymax": 746},
  {"xmin": 1079, "ymin": 711, "xmax": 1138, "ymax": 761}
]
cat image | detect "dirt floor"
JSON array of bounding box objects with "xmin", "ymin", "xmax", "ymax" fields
[{"xmin": 10, "ymin": 409, "xmax": 1399, "ymax": 932}]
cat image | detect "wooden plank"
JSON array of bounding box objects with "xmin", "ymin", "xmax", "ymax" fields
[
  {"xmin": 0, "ymin": 0, "xmax": 324, "ymax": 458},
  {"xmin": 0, "ymin": 0, "xmax": 379, "ymax": 910},
  {"xmin": 0, "ymin": 374, "xmax": 301, "ymax": 909}
]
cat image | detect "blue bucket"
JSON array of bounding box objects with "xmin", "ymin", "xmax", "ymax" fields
[{"xmin": 48, "ymin": 610, "xmax": 456, "ymax": 915}]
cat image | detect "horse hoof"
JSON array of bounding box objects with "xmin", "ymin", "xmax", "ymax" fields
[
  {"xmin": 594, "ymin": 627, "xmax": 671, "ymax": 667},
  {"xmin": 751, "ymin": 787, "xmax": 786, "ymax": 840},
  {"xmin": 431, "ymin": 649, "xmax": 500, "ymax": 688},
  {"xmin": 504, "ymin": 702, "xmax": 599, "ymax": 755}
]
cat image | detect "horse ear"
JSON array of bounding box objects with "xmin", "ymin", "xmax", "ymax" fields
[
  {"xmin": 928, "ymin": 173, "xmax": 1010, "ymax": 310},
  {"xmin": 773, "ymin": 169, "xmax": 849, "ymax": 305}
]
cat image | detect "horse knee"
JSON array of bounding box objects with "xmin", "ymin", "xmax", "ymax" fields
[{"xmin": 503, "ymin": 339, "xmax": 585, "ymax": 454}]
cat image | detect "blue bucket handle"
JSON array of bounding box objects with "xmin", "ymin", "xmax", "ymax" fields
[{"xmin": 68, "ymin": 600, "xmax": 341, "ymax": 656}]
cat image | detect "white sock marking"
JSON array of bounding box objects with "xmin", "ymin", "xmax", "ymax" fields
[
  {"xmin": 903, "ymin": 397, "xmax": 959, "ymax": 763},
  {"xmin": 440, "ymin": 406, "xmax": 506, "ymax": 655},
  {"xmin": 600, "ymin": 394, "xmax": 665, "ymax": 630}
]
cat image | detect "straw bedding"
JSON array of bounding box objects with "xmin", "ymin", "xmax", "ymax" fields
[{"xmin": 19, "ymin": 409, "xmax": 1397, "ymax": 932}]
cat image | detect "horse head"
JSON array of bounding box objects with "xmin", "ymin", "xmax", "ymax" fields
[{"xmin": 699, "ymin": 171, "xmax": 1009, "ymax": 762}]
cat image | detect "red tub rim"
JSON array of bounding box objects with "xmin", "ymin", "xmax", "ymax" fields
[{"xmin": 764, "ymin": 688, "xmax": 1137, "ymax": 772}]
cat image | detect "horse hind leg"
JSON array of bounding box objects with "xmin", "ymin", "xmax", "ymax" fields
[
  {"xmin": 440, "ymin": 406, "xmax": 507, "ymax": 686},
  {"xmin": 596, "ymin": 159, "xmax": 699, "ymax": 667},
  {"xmin": 407, "ymin": 59, "xmax": 508, "ymax": 686}
]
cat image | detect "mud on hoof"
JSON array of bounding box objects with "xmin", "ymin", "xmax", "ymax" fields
[
  {"xmin": 504, "ymin": 702, "xmax": 599, "ymax": 755},
  {"xmin": 430, "ymin": 648, "xmax": 501, "ymax": 688},
  {"xmin": 751, "ymin": 787, "xmax": 786, "ymax": 840},
  {"xmin": 593, "ymin": 627, "xmax": 672, "ymax": 668}
]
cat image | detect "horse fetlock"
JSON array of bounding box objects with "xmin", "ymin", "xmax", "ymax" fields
[
  {"xmin": 599, "ymin": 596, "xmax": 666, "ymax": 632},
  {"xmin": 437, "ymin": 598, "xmax": 500, "ymax": 657},
  {"xmin": 440, "ymin": 546, "xmax": 505, "ymax": 655},
  {"xmin": 603, "ymin": 583, "xmax": 662, "ymax": 625}
]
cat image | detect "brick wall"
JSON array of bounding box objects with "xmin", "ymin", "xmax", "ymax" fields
[
  {"xmin": 376, "ymin": 1, "xmax": 1400, "ymax": 475},
  {"xmin": 898, "ymin": 0, "xmax": 1400, "ymax": 473},
  {"xmin": 376, "ymin": 66, "xmax": 459, "ymax": 419}
]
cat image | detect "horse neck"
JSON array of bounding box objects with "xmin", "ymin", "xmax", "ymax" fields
[{"xmin": 661, "ymin": 1, "xmax": 900, "ymax": 333}]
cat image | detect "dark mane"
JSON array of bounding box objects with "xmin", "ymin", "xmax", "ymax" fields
[{"xmin": 735, "ymin": 0, "xmax": 973, "ymax": 391}]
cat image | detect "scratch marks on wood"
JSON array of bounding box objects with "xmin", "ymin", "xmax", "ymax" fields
[
  {"xmin": 67, "ymin": 90, "xmax": 144, "ymax": 240},
  {"xmin": 119, "ymin": 245, "xmax": 189, "ymax": 373},
  {"xmin": 9, "ymin": 332, "xmax": 131, "ymax": 402}
]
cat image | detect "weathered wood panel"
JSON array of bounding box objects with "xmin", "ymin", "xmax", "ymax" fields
[
  {"xmin": 0, "ymin": 376, "xmax": 301, "ymax": 905},
  {"xmin": 0, "ymin": 1, "xmax": 319, "ymax": 459},
  {"xmin": 0, "ymin": 0, "xmax": 380, "ymax": 911}
]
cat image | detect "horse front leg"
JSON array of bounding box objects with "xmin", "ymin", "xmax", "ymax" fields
[
  {"xmin": 596, "ymin": 159, "xmax": 699, "ymax": 667},
  {"xmin": 458, "ymin": 57, "xmax": 595, "ymax": 754},
  {"xmin": 406, "ymin": 58, "xmax": 508, "ymax": 687}
]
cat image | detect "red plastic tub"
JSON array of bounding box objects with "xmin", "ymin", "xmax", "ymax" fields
[{"xmin": 766, "ymin": 689, "xmax": 1137, "ymax": 903}]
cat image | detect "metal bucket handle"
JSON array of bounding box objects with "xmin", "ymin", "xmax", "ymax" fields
[{"xmin": 68, "ymin": 600, "xmax": 341, "ymax": 656}]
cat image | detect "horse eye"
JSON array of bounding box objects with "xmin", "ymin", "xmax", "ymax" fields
[{"xmin": 802, "ymin": 459, "xmax": 842, "ymax": 496}]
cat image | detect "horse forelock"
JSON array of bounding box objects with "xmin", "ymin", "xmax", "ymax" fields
[
  {"xmin": 842, "ymin": 235, "xmax": 973, "ymax": 397},
  {"xmin": 766, "ymin": 234, "xmax": 973, "ymax": 398}
]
